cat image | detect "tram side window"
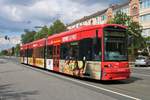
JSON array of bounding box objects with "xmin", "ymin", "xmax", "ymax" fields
[
  {"xmin": 35, "ymin": 47, "xmax": 44, "ymax": 58},
  {"xmin": 25, "ymin": 50, "xmax": 28, "ymax": 57},
  {"xmin": 92, "ymin": 37, "xmax": 101, "ymax": 61},
  {"xmin": 47, "ymin": 46, "xmax": 53, "ymax": 59},
  {"xmin": 79, "ymin": 38, "xmax": 92, "ymax": 61},
  {"xmin": 20, "ymin": 51, "xmax": 24, "ymax": 57},
  {"xmin": 60, "ymin": 42, "xmax": 79, "ymax": 60},
  {"xmin": 79, "ymin": 38, "xmax": 101, "ymax": 61},
  {"xmin": 60, "ymin": 44, "xmax": 68, "ymax": 59},
  {"xmin": 28, "ymin": 49, "xmax": 33, "ymax": 57},
  {"xmin": 60, "ymin": 38, "xmax": 101, "ymax": 61}
]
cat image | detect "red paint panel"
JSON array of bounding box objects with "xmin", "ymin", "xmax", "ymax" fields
[
  {"xmin": 32, "ymin": 38, "xmax": 46, "ymax": 48},
  {"xmin": 101, "ymin": 62, "xmax": 130, "ymax": 80}
]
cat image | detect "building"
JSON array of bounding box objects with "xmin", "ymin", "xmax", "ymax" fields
[{"xmin": 67, "ymin": 0, "xmax": 150, "ymax": 37}]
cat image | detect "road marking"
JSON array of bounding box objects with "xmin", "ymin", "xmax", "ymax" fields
[
  {"xmin": 131, "ymin": 67, "xmax": 150, "ymax": 70},
  {"xmin": 22, "ymin": 65, "xmax": 141, "ymax": 100},
  {"xmin": 132, "ymin": 73, "xmax": 150, "ymax": 77}
]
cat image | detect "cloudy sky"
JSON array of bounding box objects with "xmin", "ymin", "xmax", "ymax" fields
[{"xmin": 0, "ymin": 0, "xmax": 127, "ymax": 51}]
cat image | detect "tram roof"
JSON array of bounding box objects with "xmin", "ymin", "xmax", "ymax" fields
[
  {"xmin": 21, "ymin": 24, "xmax": 126, "ymax": 49},
  {"xmin": 47, "ymin": 24, "xmax": 126, "ymax": 40}
]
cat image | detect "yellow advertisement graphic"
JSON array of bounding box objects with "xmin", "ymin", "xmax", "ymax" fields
[
  {"xmin": 20, "ymin": 57, "xmax": 23, "ymax": 63},
  {"xmin": 28, "ymin": 57, "xmax": 33, "ymax": 65},
  {"xmin": 35, "ymin": 58, "xmax": 44, "ymax": 68}
]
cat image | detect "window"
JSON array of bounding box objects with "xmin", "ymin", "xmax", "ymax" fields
[
  {"xmin": 140, "ymin": 13, "xmax": 150, "ymax": 22},
  {"xmin": 96, "ymin": 17, "xmax": 98, "ymax": 24},
  {"xmin": 60, "ymin": 31, "xmax": 102, "ymax": 61},
  {"xmin": 132, "ymin": 6, "xmax": 138, "ymax": 16},
  {"xmin": 34, "ymin": 47, "xmax": 44, "ymax": 58},
  {"xmin": 140, "ymin": 0, "xmax": 150, "ymax": 9},
  {"xmin": 142, "ymin": 28, "xmax": 150, "ymax": 37},
  {"xmin": 25, "ymin": 50, "xmax": 28, "ymax": 57},
  {"xmin": 104, "ymin": 27, "xmax": 128, "ymax": 61},
  {"xmin": 79, "ymin": 38, "xmax": 101, "ymax": 61},
  {"xmin": 90, "ymin": 20, "xmax": 93, "ymax": 25},
  {"xmin": 20, "ymin": 50, "xmax": 24, "ymax": 57},
  {"xmin": 47, "ymin": 46, "xmax": 53, "ymax": 59},
  {"xmin": 28, "ymin": 49, "xmax": 33, "ymax": 57},
  {"xmin": 101, "ymin": 15, "xmax": 106, "ymax": 21},
  {"xmin": 60, "ymin": 42, "xmax": 79, "ymax": 60}
]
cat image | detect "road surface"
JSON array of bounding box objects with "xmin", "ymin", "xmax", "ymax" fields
[{"xmin": 0, "ymin": 57, "xmax": 150, "ymax": 100}]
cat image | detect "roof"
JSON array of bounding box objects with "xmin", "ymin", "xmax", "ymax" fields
[
  {"xmin": 30, "ymin": 38, "xmax": 46, "ymax": 48},
  {"xmin": 67, "ymin": 2, "xmax": 129, "ymax": 27},
  {"xmin": 21, "ymin": 24, "xmax": 126, "ymax": 48},
  {"xmin": 21, "ymin": 38, "xmax": 46, "ymax": 49},
  {"xmin": 112, "ymin": 2, "xmax": 129, "ymax": 10},
  {"xmin": 48, "ymin": 24, "xmax": 126, "ymax": 39},
  {"xmin": 67, "ymin": 9, "xmax": 107, "ymax": 26}
]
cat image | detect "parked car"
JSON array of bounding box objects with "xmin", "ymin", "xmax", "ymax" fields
[{"xmin": 135, "ymin": 56, "xmax": 150, "ymax": 67}]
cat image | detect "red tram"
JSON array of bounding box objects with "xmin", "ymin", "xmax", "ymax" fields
[{"xmin": 20, "ymin": 24, "xmax": 130, "ymax": 80}]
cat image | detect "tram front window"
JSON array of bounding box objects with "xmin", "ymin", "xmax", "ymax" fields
[{"xmin": 104, "ymin": 27, "xmax": 128, "ymax": 61}]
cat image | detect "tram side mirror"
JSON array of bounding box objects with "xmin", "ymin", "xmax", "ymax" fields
[{"xmin": 127, "ymin": 36, "xmax": 133, "ymax": 47}]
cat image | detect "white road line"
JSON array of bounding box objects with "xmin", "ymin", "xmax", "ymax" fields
[
  {"xmin": 23, "ymin": 65, "xmax": 141, "ymax": 100},
  {"xmin": 131, "ymin": 67, "xmax": 150, "ymax": 70},
  {"xmin": 132, "ymin": 73, "xmax": 150, "ymax": 77}
]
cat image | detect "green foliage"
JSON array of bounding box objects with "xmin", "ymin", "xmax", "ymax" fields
[
  {"xmin": 14, "ymin": 44, "xmax": 20, "ymax": 56},
  {"xmin": 21, "ymin": 19, "xmax": 67, "ymax": 42},
  {"xmin": 109, "ymin": 11, "xmax": 144, "ymax": 48},
  {"xmin": 11, "ymin": 47, "xmax": 15, "ymax": 56},
  {"xmin": 0, "ymin": 50, "xmax": 8, "ymax": 56},
  {"xmin": 34, "ymin": 25, "xmax": 48, "ymax": 40},
  {"xmin": 48, "ymin": 20, "xmax": 67, "ymax": 35},
  {"xmin": 144, "ymin": 36, "xmax": 150, "ymax": 42},
  {"xmin": 108, "ymin": 11, "xmax": 131, "ymax": 25},
  {"xmin": 128, "ymin": 21, "xmax": 145, "ymax": 49},
  {"xmin": 109, "ymin": 11, "xmax": 145, "ymax": 58},
  {"xmin": 0, "ymin": 44, "xmax": 20, "ymax": 56},
  {"xmin": 21, "ymin": 30, "xmax": 36, "ymax": 44}
]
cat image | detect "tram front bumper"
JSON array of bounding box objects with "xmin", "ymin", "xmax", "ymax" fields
[{"xmin": 101, "ymin": 68, "xmax": 130, "ymax": 80}]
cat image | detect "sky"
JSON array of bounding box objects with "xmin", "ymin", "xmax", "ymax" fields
[{"xmin": 0, "ymin": 0, "xmax": 127, "ymax": 51}]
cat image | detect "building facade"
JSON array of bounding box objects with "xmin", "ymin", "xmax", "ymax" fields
[{"xmin": 67, "ymin": 0, "xmax": 150, "ymax": 37}]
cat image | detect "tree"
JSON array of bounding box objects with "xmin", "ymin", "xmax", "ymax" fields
[
  {"xmin": 0, "ymin": 50, "xmax": 8, "ymax": 56},
  {"xmin": 21, "ymin": 19, "xmax": 67, "ymax": 43},
  {"xmin": 34, "ymin": 20, "xmax": 67, "ymax": 40},
  {"xmin": 34, "ymin": 25, "xmax": 48, "ymax": 40},
  {"xmin": 11, "ymin": 47, "xmax": 15, "ymax": 56},
  {"xmin": 108, "ymin": 11, "xmax": 131, "ymax": 25},
  {"xmin": 21, "ymin": 30, "xmax": 36, "ymax": 44},
  {"xmin": 108, "ymin": 11, "xmax": 144, "ymax": 58},
  {"xmin": 48, "ymin": 19, "xmax": 67, "ymax": 35},
  {"xmin": 14, "ymin": 44, "xmax": 20, "ymax": 56}
]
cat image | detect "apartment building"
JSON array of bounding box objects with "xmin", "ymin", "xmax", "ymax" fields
[{"xmin": 67, "ymin": 0, "xmax": 150, "ymax": 37}]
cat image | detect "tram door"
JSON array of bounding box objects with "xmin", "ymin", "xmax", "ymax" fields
[{"xmin": 53, "ymin": 45, "xmax": 60, "ymax": 72}]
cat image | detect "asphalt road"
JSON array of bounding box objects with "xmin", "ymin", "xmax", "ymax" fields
[{"xmin": 0, "ymin": 57, "xmax": 150, "ymax": 100}]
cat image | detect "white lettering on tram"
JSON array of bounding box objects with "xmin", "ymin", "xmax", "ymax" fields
[
  {"xmin": 62, "ymin": 34, "xmax": 77, "ymax": 42},
  {"xmin": 33, "ymin": 44, "xmax": 38, "ymax": 47}
]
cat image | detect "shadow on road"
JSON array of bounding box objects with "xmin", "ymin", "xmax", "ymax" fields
[
  {"xmin": 80, "ymin": 76, "xmax": 143, "ymax": 85},
  {"xmin": 55, "ymin": 71, "xmax": 143, "ymax": 85},
  {"xmin": 0, "ymin": 84, "xmax": 39, "ymax": 100}
]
